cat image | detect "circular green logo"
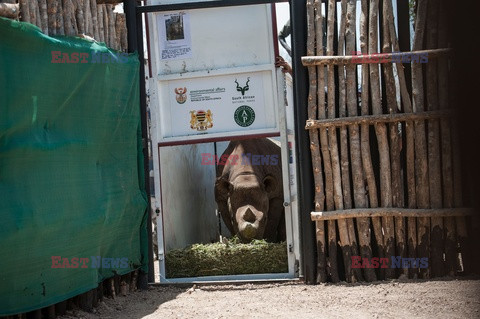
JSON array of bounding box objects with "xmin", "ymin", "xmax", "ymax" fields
[{"xmin": 234, "ymin": 105, "xmax": 255, "ymax": 127}]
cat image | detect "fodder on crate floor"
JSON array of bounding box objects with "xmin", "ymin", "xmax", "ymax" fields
[{"xmin": 165, "ymin": 238, "xmax": 288, "ymax": 278}]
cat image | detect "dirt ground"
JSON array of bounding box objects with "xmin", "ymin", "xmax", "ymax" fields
[{"xmin": 58, "ymin": 276, "xmax": 480, "ymax": 319}]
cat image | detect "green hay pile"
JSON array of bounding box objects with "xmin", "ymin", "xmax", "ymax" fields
[{"xmin": 165, "ymin": 237, "xmax": 288, "ymax": 278}]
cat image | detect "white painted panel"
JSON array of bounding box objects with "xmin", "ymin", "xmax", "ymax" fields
[
  {"xmin": 158, "ymin": 69, "xmax": 277, "ymax": 139},
  {"xmin": 159, "ymin": 143, "xmax": 219, "ymax": 250},
  {"xmin": 151, "ymin": 5, "xmax": 274, "ymax": 75}
]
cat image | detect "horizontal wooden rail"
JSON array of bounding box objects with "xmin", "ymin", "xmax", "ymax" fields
[
  {"xmin": 311, "ymin": 208, "xmax": 475, "ymax": 221},
  {"xmin": 301, "ymin": 48, "xmax": 452, "ymax": 66},
  {"xmin": 305, "ymin": 110, "xmax": 453, "ymax": 129}
]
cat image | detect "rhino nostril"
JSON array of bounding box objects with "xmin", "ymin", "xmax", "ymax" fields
[{"xmin": 243, "ymin": 207, "xmax": 256, "ymax": 223}]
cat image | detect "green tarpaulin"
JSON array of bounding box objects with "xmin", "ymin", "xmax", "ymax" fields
[{"xmin": 0, "ymin": 17, "xmax": 148, "ymax": 315}]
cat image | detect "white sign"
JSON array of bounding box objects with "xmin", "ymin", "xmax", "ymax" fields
[
  {"xmin": 161, "ymin": 70, "xmax": 277, "ymax": 138},
  {"xmin": 157, "ymin": 12, "xmax": 192, "ymax": 60}
]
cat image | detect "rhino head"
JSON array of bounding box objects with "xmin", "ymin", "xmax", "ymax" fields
[{"xmin": 215, "ymin": 173, "xmax": 277, "ymax": 242}]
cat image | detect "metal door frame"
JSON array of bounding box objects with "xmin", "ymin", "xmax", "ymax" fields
[{"xmin": 124, "ymin": 0, "xmax": 315, "ymax": 285}]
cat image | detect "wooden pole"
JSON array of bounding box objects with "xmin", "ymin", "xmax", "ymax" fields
[
  {"xmin": 115, "ymin": 13, "xmax": 123, "ymax": 50},
  {"xmin": 306, "ymin": 0, "xmax": 327, "ymax": 283},
  {"xmin": 103, "ymin": 4, "xmax": 109, "ymax": 46},
  {"xmin": 97, "ymin": 4, "xmax": 105, "ymax": 43},
  {"xmin": 311, "ymin": 208, "xmax": 474, "ymax": 220},
  {"xmin": 35, "ymin": 1, "xmax": 42, "ymax": 30},
  {"xmin": 301, "ymin": 48, "xmax": 452, "ymax": 66},
  {"xmin": 326, "ymin": 0, "xmax": 357, "ymax": 283},
  {"xmin": 28, "ymin": 1, "xmax": 37, "ymax": 27},
  {"xmin": 84, "ymin": 0, "xmax": 93, "ymax": 36},
  {"xmin": 322, "ymin": 0, "xmax": 338, "ymax": 283},
  {"xmin": 19, "ymin": 0, "xmax": 30, "ymax": 22},
  {"xmin": 47, "ymin": 0, "xmax": 58, "ymax": 35},
  {"xmin": 369, "ymin": 0, "xmax": 395, "ymax": 279},
  {"xmin": 117, "ymin": 13, "xmax": 128, "ymax": 51},
  {"xmin": 74, "ymin": 0, "xmax": 85, "ymax": 35},
  {"xmin": 306, "ymin": 0, "xmax": 327, "ymax": 282},
  {"xmin": 338, "ymin": 0, "xmax": 362, "ymax": 283},
  {"xmin": 63, "ymin": 0, "xmax": 75, "ymax": 36},
  {"xmin": 345, "ymin": 0, "xmax": 375, "ymax": 282},
  {"xmin": 412, "ymin": 0, "xmax": 430, "ymax": 279},
  {"xmin": 360, "ymin": 0, "xmax": 383, "ymax": 272},
  {"xmin": 57, "ymin": 0, "xmax": 65, "ymax": 35},
  {"xmin": 382, "ymin": 0, "xmax": 406, "ymax": 278},
  {"xmin": 437, "ymin": 1, "xmax": 456, "ymax": 277},
  {"xmin": 39, "ymin": 0, "xmax": 49, "ymax": 34},
  {"xmin": 90, "ymin": 0, "xmax": 99, "ymax": 40},
  {"xmin": 425, "ymin": 0, "xmax": 444, "ymax": 278},
  {"xmin": 107, "ymin": 4, "xmax": 117, "ymax": 49},
  {"xmin": 383, "ymin": 0, "xmax": 417, "ymax": 278},
  {"xmin": 305, "ymin": 110, "xmax": 453, "ymax": 129}
]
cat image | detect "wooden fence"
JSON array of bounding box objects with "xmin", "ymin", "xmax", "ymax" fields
[
  {"xmin": 0, "ymin": 0, "xmax": 126, "ymax": 51},
  {"xmin": 302, "ymin": 0, "xmax": 475, "ymax": 283}
]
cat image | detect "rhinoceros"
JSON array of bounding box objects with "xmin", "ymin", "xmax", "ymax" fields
[{"xmin": 214, "ymin": 138, "xmax": 286, "ymax": 243}]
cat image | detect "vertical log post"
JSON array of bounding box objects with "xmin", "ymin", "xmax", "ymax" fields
[
  {"xmin": 35, "ymin": 1, "xmax": 42, "ymax": 30},
  {"xmin": 323, "ymin": 0, "xmax": 339, "ymax": 283},
  {"xmin": 74, "ymin": 0, "xmax": 85, "ymax": 35},
  {"xmin": 45, "ymin": 305, "xmax": 55, "ymax": 319},
  {"xmin": 28, "ymin": 1, "xmax": 37, "ymax": 27},
  {"xmin": 63, "ymin": 0, "xmax": 76, "ymax": 36},
  {"xmin": 47, "ymin": 0, "xmax": 57, "ymax": 35},
  {"xmin": 306, "ymin": 0, "xmax": 327, "ymax": 283},
  {"xmin": 346, "ymin": 0, "xmax": 375, "ymax": 282},
  {"xmin": 326, "ymin": 0, "xmax": 354, "ymax": 283},
  {"xmin": 384, "ymin": 0, "xmax": 417, "ymax": 279},
  {"xmin": 57, "ymin": 0, "xmax": 65, "ymax": 35},
  {"xmin": 103, "ymin": 4, "xmax": 109, "ymax": 46},
  {"xmin": 338, "ymin": 0, "xmax": 363, "ymax": 282},
  {"xmin": 55, "ymin": 301, "xmax": 67, "ymax": 316},
  {"xmin": 115, "ymin": 13, "xmax": 123, "ymax": 50},
  {"xmin": 106, "ymin": 4, "xmax": 117, "ymax": 49},
  {"xmin": 437, "ymin": 0, "xmax": 456, "ymax": 277},
  {"xmin": 130, "ymin": 270, "xmax": 138, "ymax": 292},
  {"xmin": 382, "ymin": 0, "xmax": 406, "ymax": 279},
  {"xmin": 425, "ymin": 0, "xmax": 444, "ymax": 278},
  {"xmin": 97, "ymin": 4, "xmax": 105, "ymax": 43},
  {"xmin": 90, "ymin": 0, "xmax": 99, "ymax": 40},
  {"xmin": 84, "ymin": 0, "xmax": 93, "ymax": 36},
  {"xmin": 39, "ymin": 0, "xmax": 49, "ymax": 34},
  {"xmin": 19, "ymin": 0, "xmax": 30, "ymax": 23},
  {"xmin": 412, "ymin": 0, "xmax": 431, "ymax": 279},
  {"xmin": 360, "ymin": 0, "xmax": 384, "ymax": 281},
  {"xmin": 453, "ymin": 126, "xmax": 470, "ymax": 273},
  {"xmin": 118, "ymin": 13, "xmax": 128, "ymax": 51},
  {"xmin": 369, "ymin": 0, "xmax": 395, "ymax": 280}
]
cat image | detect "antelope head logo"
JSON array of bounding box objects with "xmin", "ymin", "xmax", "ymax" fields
[{"xmin": 235, "ymin": 77, "xmax": 250, "ymax": 96}]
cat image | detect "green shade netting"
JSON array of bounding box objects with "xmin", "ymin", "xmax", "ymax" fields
[{"xmin": 0, "ymin": 17, "xmax": 148, "ymax": 315}]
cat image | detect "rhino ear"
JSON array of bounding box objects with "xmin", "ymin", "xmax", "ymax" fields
[
  {"xmin": 263, "ymin": 175, "xmax": 277, "ymax": 195},
  {"xmin": 215, "ymin": 178, "xmax": 233, "ymax": 198}
]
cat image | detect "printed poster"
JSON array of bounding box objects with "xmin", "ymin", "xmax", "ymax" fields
[{"xmin": 157, "ymin": 12, "xmax": 192, "ymax": 60}]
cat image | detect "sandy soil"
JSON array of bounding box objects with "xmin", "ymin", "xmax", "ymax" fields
[{"xmin": 58, "ymin": 277, "xmax": 480, "ymax": 319}]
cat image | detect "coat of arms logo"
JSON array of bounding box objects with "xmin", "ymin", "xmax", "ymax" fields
[
  {"xmin": 175, "ymin": 87, "xmax": 187, "ymax": 104},
  {"xmin": 190, "ymin": 110, "xmax": 213, "ymax": 131}
]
